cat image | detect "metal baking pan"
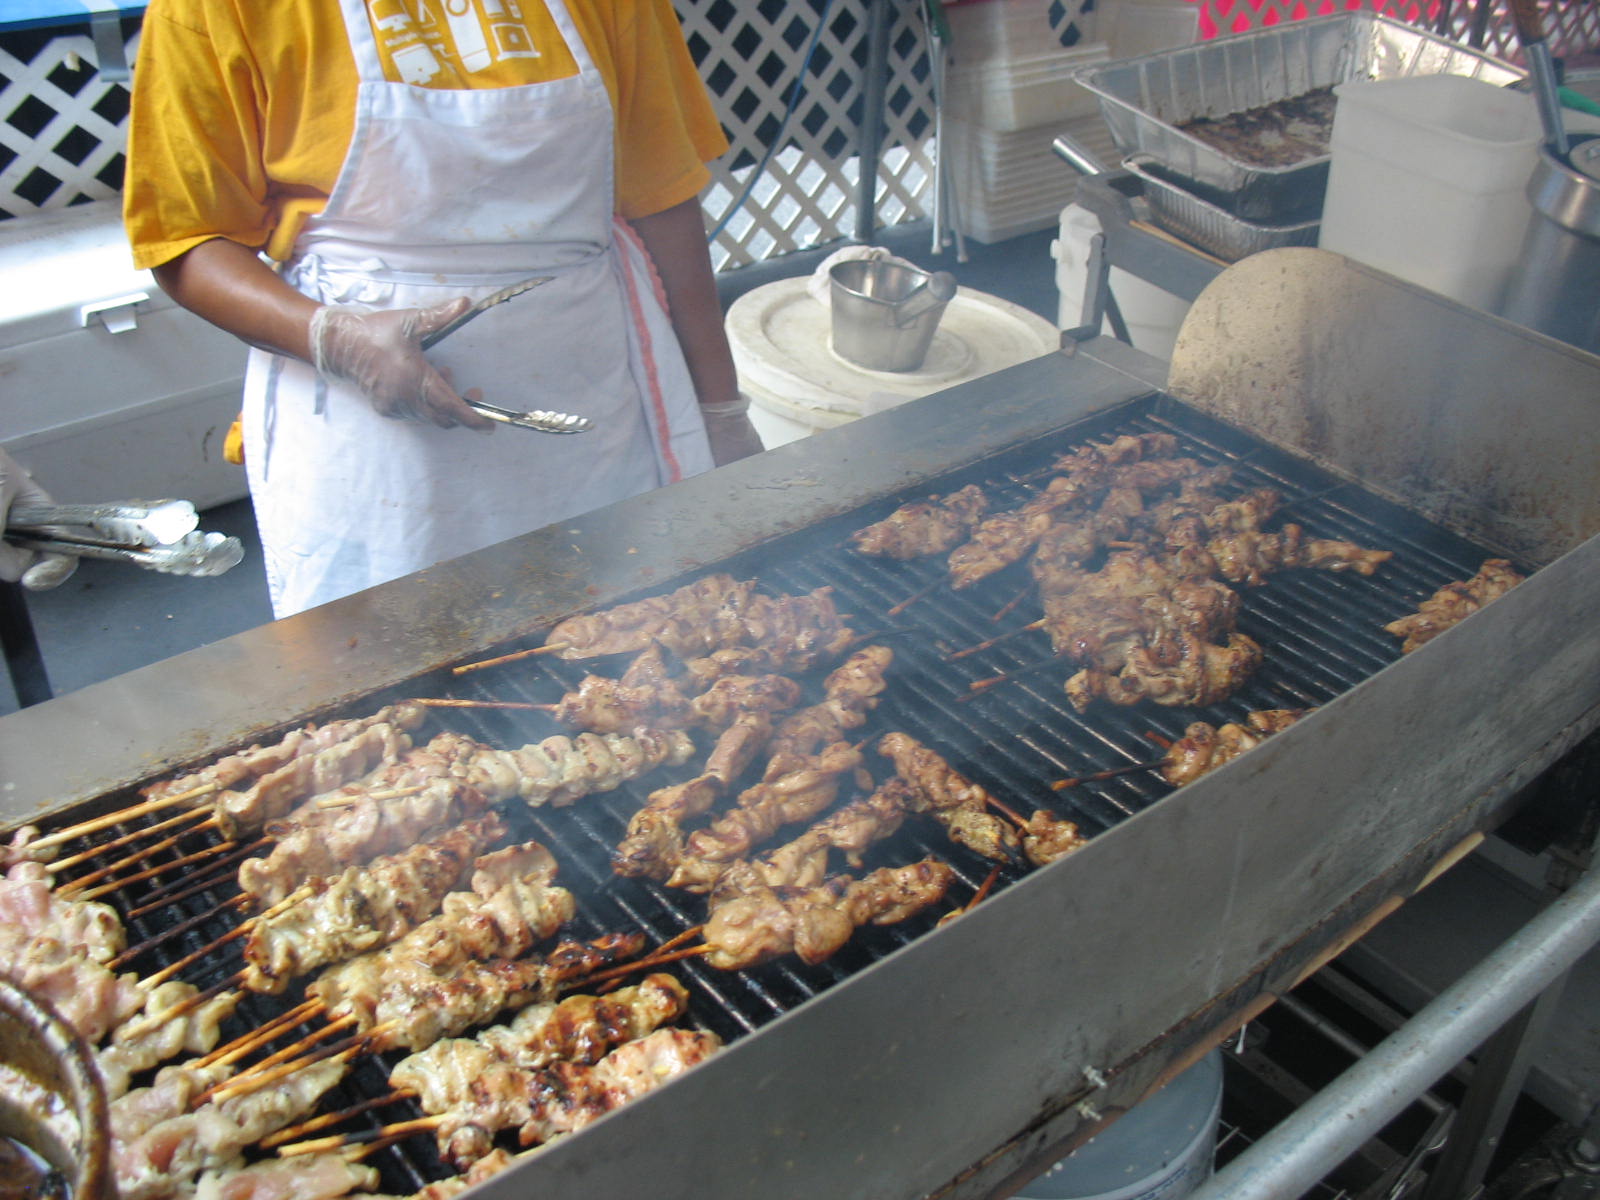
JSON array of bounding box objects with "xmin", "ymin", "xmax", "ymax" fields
[
  {"xmin": 1124, "ymin": 152, "xmax": 1320, "ymax": 262},
  {"xmin": 1074, "ymin": 13, "xmax": 1524, "ymax": 221}
]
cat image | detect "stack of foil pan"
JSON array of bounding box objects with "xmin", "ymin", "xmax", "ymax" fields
[{"xmin": 1073, "ymin": 13, "xmax": 1523, "ymax": 257}]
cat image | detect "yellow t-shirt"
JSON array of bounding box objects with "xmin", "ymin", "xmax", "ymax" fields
[{"xmin": 124, "ymin": 0, "xmax": 729, "ymax": 268}]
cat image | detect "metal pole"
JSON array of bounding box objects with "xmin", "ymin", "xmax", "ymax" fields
[
  {"xmin": 1189, "ymin": 864, "xmax": 1600, "ymax": 1200},
  {"xmin": 855, "ymin": 0, "xmax": 889, "ymax": 244}
]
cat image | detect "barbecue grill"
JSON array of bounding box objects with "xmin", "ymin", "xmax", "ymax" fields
[{"xmin": 3, "ymin": 248, "xmax": 1599, "ymax": 1199}]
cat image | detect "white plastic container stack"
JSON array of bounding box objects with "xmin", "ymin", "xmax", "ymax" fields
[
  {"xmin": 1318, "ymin": 75, "xmax": 1542, "ymax": 313},
  {"xmin": 941, "ymin": 0, "xmax": 1111, "ymax": 242}
]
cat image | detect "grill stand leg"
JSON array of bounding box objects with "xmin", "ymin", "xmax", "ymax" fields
[{"xmin": 1419, "ymin": 980, "xmax": 1569, "ymax": 1200}]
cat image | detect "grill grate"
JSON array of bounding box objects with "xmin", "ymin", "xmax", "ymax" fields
[{"xmin": 38, "ymin": 393, "xmax": 1511, "ymax": 1192}]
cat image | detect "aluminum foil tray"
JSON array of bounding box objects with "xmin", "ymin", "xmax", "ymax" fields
[
  {"xmin": 1073, "ymin": 13, "xmax": 1523, "ymax": 221},
  {"xmin": 1124, "ymin": 153, "xmax": 1319, "ymax": 262}
]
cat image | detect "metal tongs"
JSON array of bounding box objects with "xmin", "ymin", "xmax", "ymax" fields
[
  {"xmin": 5, "ymin": 500, "xmax": 245, "ymax": 578},
  {"xmin": 419, "ymin": 276, "xmax": 593, "ymax": 435}
]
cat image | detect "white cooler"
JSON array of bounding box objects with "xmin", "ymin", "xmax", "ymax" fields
[{"xmin": 0, "ymin": 201, "xmax": 249, "ymax": 510}]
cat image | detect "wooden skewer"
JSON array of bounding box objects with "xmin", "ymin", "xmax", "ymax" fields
[
  {"xmin": 948, "ymin": 619, "xmax": 1046, "ymax": 661},
  {"xmin": 984, "ymin": 794, "xmax": 1028, "ymax": 828},
  {"xmin": 340, "ymin": 1126, "xmax": 433, "ymax": 1163},
  {"xmin": 278, "ymin": 1114, "xmax": 444, "ymax": 1159},
  {"xmin": 409, "ymin": 698, "xmax": 549, "ymax": 711},
  {"xmin": 1144, "ymin": 731, "xmax": 1173, "ymax": 751},
  {"xmin": 651, "ymin": 925, "xmax": 704, "ymax": 957},
  {"xmin": 124, "ymin": 839, "xmax": 265, "ymax": 920},
  {"xmin": 992, "ymin": 585, "xmax": 1033, "ymax": 623},
  {"xmin": 1051, "ymin": 759, "xmax": 1165, "ymax": 790},
  {"xmin": 961, "ymin": 652, "xmax": 1071, "ymax": 699},
  {"xmin": 109, "ymin": 894, "xmax": 251, "ymax": 969},
  {"xmin": 47, "ymin": 806, "xmax": 215, "ymax": 873},
  {"xmin": 74, "ymin": 838, "xmax": 241, "ymax": 903},
  {"xmin": 58, "ymin": 817, "xmax": 223, "ymax": 897},
  {"xmin": 887, "ymin": 577, "xmax": 943, "ymax": 618},
  {"xmin": 27, "ymin": 782, "xmax": 220, "ymax": 852},
  {"xmin": 451, "ymin": 642, "xmax": 570, "ymax": 676},
  {"xmin": 569, "ymin": 944, "xmax": 711, "ymax": 991},
  {"xmin": 969, "ymin": 865, "xmax": 1003, "ymax": 908},
  {"xmin": 137, "ymin": 882, "xmax": 312, "ymax": 990},
  {"xmin": 315, "ymin": 784, "xmax": 427, "ymax": 811},
  {"xmin": 137, "ymin": 921, "xmax": 250, "ymax": 990},
  {"xmin": 231, "ymin": 1008, "xmax": 353, "ymax": 1078},
  {"xmin": 258, "ymin": 1089, "xmax": 414, "ymax": 1150},
  {"xmin": 199, "ymin": 1027, "xmax": 361, "ymax": 1108},
  {"xmin": 114, "ymin": 975, "xmax": 241, "ymax": 1044},
  {"xmin": 195, "ymin": 997, "xmax": 323, "ymax": 1070}
]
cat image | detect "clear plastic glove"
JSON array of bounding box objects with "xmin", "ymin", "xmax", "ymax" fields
[
  {"xmin": 700, "ymin": 395, "xmax": 764, "ymax": 466},
  {"xmin": 0, "ymin": 449, "xmax": 78, "ymax": 590},
  {"xmin": 309, "ymin": 299, "xmax": 495, "ymax": 431}
]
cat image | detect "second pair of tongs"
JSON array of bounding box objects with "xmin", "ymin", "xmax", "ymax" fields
[
  {"xmin": 419, "ymin": 277, "xmax": 593, "ymax": 435},
  {"xmin": 5, "ymin": 500, "xmax": 245, "ymax": 578}
]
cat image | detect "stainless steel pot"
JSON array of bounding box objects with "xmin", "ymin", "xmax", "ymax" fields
[{"xmin": 1501, "ymin": 137, "xmax": 1600, "ymax": 353}]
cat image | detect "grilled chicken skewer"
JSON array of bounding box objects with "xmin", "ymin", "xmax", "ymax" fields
[
  {"xmin": 241, "ymin": 813, "xmax": 508, "ymax": 993},
  {"xmin": 703, "ymin": 857, "xmax": 955, "ymax": 970},
  {"xmin": 306, "ymin": 926, "xmax": 645, "ymax": 1052},
  {"xmin": 389, "ymin": 975, "xmax": 691, "ymax": 1166},
  {"xmin": 1385, "ymin": 558, "xmax": 1525, "ymax": 653},
  {"xmin": 113, "ymin": 1055, "xmax": 351, "ymax": 1200},
  {"xmin": 305, "ymin": 1026, "xmax": 722, "ymax": 1172},
  {"xmin": 665, "ymin": 741, "xmax": 867, "ymax": 892},
  {"xmin": 546, "ymin": 576, "xmax": 854, "ymax": 667},
  {"xmin": 850, "ymin": 484, "xmax": 990, "ymax": 560}
]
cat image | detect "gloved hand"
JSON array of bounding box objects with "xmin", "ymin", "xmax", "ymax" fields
[
  {"xmin": 700, "ymin": 395, "xmax": 764, "ymax": 466},
  {"xmin": 309, "ymin": 299, "xmax": 495, "ymax": 431},
  {"xmin": 0, "ymin": 449, "xmax": 78, "ymax": 591}
]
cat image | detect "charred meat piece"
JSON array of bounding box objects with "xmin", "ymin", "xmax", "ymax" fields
[
  {"xmin": 1065, "ymin": 631, "xmax": 1264, "ymax": 711},
  {"xmin": 1021, "ymin": 811, "xmax": 1088, "ymax": 868},
  {"xmin": 878, "ymin": 732, "xmax": 1020, "ymax": 862},
  {"xmin": 1159, "ymin": 708, "xmax": 1313, "ymax": 787}
]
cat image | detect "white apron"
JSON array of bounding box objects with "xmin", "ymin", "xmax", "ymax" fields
[{"xmin": 242, "ymin": 0, "xmax": 714, "ymax": 618}]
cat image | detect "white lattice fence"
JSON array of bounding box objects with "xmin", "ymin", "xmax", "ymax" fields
[
  {"xmin": 0, "ymin": 24, "xmax": 135, "ymax": 220},
  {"xmin": 683, "ymin": 0, "xmax": 1105, "ymax": 268}
]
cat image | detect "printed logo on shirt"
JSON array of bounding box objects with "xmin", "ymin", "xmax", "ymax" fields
[{"xmin": 368, "ymin": 0, "xmax": 544, "ymax": 86}]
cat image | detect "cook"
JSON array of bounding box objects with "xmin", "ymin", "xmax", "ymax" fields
[{"xmin": 124, "ymin": 0, "xmax": 761, "ymax": 619}]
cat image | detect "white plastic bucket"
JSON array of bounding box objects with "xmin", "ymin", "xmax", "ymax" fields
[
  {"xmin": 1017, "ymin": 1051, "xmax": 1224, "ymax": 1200},
  {"xmin": 1318, "ymin": 74, "xmax": 1542, "ymax": 312}
]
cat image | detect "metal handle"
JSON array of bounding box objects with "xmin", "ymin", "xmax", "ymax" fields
[
  {"xmin": 465, "ymin": 399, "xmax": 592, "ymax": 435},
  {"xmin": 8, "ymin": 500, "xmax": 199, "ymax": 547},
  {"xmin": 418, "ymin": 276, "xmax": 552, "ymax": 350},
  {"xmin": 1507, "ymin": 0, "xmax": 1571, "ymax": 157},
  {"xmin": 7, "ymin": 531, "xmax": 245, "ymax": 578},
  {"xmin": 1052, "ymin": 133, "xmax": 1111, "ymax": 177}
]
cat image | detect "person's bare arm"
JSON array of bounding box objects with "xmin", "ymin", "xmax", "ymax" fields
[
  {"xmin": 631, "ymin": 198, "xmax": 762, "ymax": 464},
  {"xmin": 152, "ymin": 238, "xmax": 491, "ymax": 430}
]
